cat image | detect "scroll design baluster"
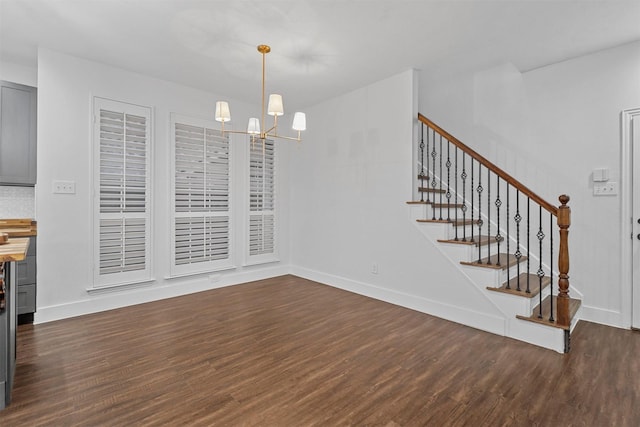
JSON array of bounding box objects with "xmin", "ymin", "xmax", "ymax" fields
[
  {"xmin": 470, "ymin": 159, "xmax": 475, "ymax": 243},
  {"xmin": 431, "ymin": 129, "xmax": 437, "ymax": 220},
  {"xmin": 419, "ymin": 124, "xmax": 426, "ymax": 202},
  {"xmin": 487, "ymin": 170, "xmax": 491, "ymax": 265},
  {"xmin": 537, "ymin": 206, "xmax": 545, "ymax": 319},
  {"xmin": 527, "ymin": 198, "xmax": 531, "ymax": 295},
  {"xmin": 495, "ymin": 178, "xmax": 502, "ymax": 266},
  {"xmin": 446, "ymin": 141, "xmax": 452, "ymax": 222},
  {"xmin": 461, "ymin": 154, "xmax": 467, "ymax": 241},
  {"xmin": 514, "ymin": 190, "xmax": 523, "ymax": 292},
  {"xmin": 476, "ymin": 164, "xmax": 483, "ymax": 263},
  {"xmin": 453, "ymin": 146, "xmax": 458, "ymax": 240},
  {"xmin": 439, "ymin": 136, "xmax": 443, "ymax": 221}
]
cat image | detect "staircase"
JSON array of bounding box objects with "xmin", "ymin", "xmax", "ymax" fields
[{"xmin": 408, "ymin": 114, "xmax": 581, "ymax": 353}]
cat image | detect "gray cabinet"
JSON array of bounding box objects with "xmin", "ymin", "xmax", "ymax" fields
[
  {"xmin": 0, "ymin": 261, "xmax": 17, "ymax": 410},
  {"xmin": 16, "ymin": 237, "xmax": 36, "ymax": 316},
  {"xmin": 0, "ymin": 81, "xmax": 37, "ymax": 186}
]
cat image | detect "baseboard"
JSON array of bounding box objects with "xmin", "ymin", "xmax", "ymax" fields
[
  {"xmin": 290, "ymin": 266, "xmax": 506, "ymax": 336},
  {"xmin": 34, "ymin": 264, "xmax": 291, "ymax": 324},
  {"xmin": 580, "ymin": 304, "xmax": 626, "ymax": 329}
]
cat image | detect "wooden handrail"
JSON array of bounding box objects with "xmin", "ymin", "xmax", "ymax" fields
[{"xmin": 418, "ymin": 113, "xmax": 558, "ymax": 216}]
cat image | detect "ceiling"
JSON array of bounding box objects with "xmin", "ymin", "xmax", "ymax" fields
[{"xmin": 1, "ymin": 0, "xmax": 640, "ymax": 111}]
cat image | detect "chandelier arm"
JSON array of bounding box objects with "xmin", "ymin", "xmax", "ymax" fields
[
  {"xmin": 265, "ymin": 133, "xmax": 301, "ymax": 142},
  {"xmin": 264, "ymin": 124, "xmax": 278, "ymax": 135}
]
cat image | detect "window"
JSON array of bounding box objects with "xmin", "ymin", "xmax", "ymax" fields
[
  {"xmin": 248, "ymin": 139, "xmax": 276, "ymax": 262},
  {"xmin": 170, "ymin": 114, "xmax": 232, "ymax": 276},
  {"xmin": 93, "ymin": 97, "xmax": 152, "ymax": 288}
]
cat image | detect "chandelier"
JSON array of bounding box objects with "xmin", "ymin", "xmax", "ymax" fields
[{"xmin": 214, "ymin": 44, "xmax": 306, "ymax": 142}]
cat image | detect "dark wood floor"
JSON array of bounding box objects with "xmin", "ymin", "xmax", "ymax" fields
[{"xmin": 0, "ymin": 275, "xmax": 638, "ymax": 426}]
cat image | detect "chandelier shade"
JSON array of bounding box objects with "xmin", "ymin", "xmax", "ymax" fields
[
  {"xmin": 215, "ymin": 101, "xmax": 231, "ymax": 122},
  {"xmin": 292, "ymin": 112, "xmax": 306, "ymax": 131},
  {"xmin": 267, "ymin": 94, "xmax": 284, "ymax": 116}
]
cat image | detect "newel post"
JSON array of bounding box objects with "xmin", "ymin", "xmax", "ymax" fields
[{"xmin": 557, "ymin": 195, "xmax": 571, "ymax": 327}]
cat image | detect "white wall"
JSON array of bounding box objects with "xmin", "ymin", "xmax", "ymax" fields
[
  {"xmin": 35, "ymin": 48, "xmax": 291, "ymax": 322},
  {"xmin": 288, "ymin": 69, "xmax": 506, "ymax": 333},
  {"xmin": 0, "ymin": 60, "xmax": 38, "ymax": 87},
  {"xmin": 421, "ymin": 40, "xmax": 640, "ymax": 328}
]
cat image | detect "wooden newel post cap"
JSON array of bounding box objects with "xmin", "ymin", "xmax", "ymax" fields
[{"xmin": 558, "ymin": 194, "xmax": 571, "ymax": 229}]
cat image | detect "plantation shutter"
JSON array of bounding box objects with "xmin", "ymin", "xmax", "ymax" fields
[
  {"xmin": 249, "ymin": 139, "xmax": 275, "ymax": 258},
  {"xmin": 93, "ymin": 98, "xmax": 152, "ymax": 287},
  {"xmin": 171, "ymin": 115, "xmax": 232, "ymax": 276}
]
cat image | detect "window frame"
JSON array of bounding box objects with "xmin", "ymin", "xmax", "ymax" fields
[
  {"xmin": 92, "ymin": 97, "xmax": 153, "ymax": 289},
  {"xmin": 169, "ymin": 113, "xmax": 235, "ymax": 277}
]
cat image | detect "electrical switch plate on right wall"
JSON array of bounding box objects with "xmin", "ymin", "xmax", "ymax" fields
[{"xmin": 593, "ymin": 182, "xmax": 618, "ymax": 196}]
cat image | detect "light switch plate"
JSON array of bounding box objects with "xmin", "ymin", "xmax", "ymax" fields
[
  {"xmin": 52, "ymin": 180, "xmax": 76, "ymax": 194},
  {"xmin": 593, "ymin": 181, "xmax": 617, "ymax": 196}
]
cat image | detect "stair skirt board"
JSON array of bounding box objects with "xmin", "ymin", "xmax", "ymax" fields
[{"xmin": 408, "ymin": 202, "xmax": 580, "ymax": 353}]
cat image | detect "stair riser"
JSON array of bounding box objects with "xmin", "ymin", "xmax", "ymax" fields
[
  {"xmin": 426, "ymin": 205, "xmax": 466, "ymax": 221},
  {"xmin": 408, "ymin": 204, "xmax": 428, "ymax": 221},
  {"xmin": 509, "ymin": 318, "xmax": 567, "ymax": 353}
]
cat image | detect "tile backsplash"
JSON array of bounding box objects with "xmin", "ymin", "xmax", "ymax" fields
[{"xmin": 0, "ymin": 186, "xmax": 35, "ymax": 219}]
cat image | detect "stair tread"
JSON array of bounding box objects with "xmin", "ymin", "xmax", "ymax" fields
[
  {"xmin": 460, "ymin": 253, "xmax": 527, "ymax": 270},
  {"xmin": 487, "ymin": 273, "xmax": 551, "ymax": 298},
  {"xmin": 406, "ymin": 201, "xmax": 429, "ymax": 205},
  {"xmin": 437, "ymin": 235, "xmax": 493, "ymax": 247},
  {"xmin": 417, "ymin": 219, "xmax": 478, "ymax": 227},
  {"xmin": 417, "ymin": 174, "xmax": 430, "ymax": 180},
  {"xmin": 516, "ymin": 295, "xmax": 581, "ymax": 330}
]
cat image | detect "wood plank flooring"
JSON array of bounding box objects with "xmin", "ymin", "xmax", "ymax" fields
[{"xmin": 0, "ymin": 274, "xmax": 638, "ymax": 426}]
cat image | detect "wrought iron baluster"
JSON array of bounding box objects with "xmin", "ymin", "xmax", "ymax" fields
[
  {"xmin": 470, "ymin": 159, "xmax": 475, "ymax": 243},
  {"xmin": 431, "ymin": 129, "xmax": 437, "ymax": 220},
  {"xmin": 549, "ymin": 212, "xmax": 554, "ymax": 322},
  {"xmin": 486, "ymin": 169, "xmax": 491, "ymax": 265},
  {"xmin": 446, "ymin": 140, "xmax": 452, "ymax": 222},
  {"xmin": 425, "ymin": 126, "xmax": 431, "ymax": 204},
  {"xmin": 495, "ymin": 178, "xmax": 502, "ymax": 266},
  {"xmin": 439, "ymin": 135, "xmax": 443, "ymax": 220},
  {"xmin": 461, "ymin": 154, "xmax": 467, "ymax": 241},
  {"xmin": 477, "ymin": 164, "xmax": 483, "ymax": 263},
  {"xmin": 515, "ymin": 190, "xmax": 523, "ymax": 292},
  {"xmin": 419, "ymin": 124, "xmax": 425, "ymax": 202},
  {"xmin": 453, "ymin": 146, "xmax": 458, "ymax": 240},
  {"xmin": 537, "ymin": 205, "xmax": 545, "ymax": 319},
  {"xmin": 527, "ymin": 197, "xmax": 531, "ymax": 295},
  {"xmin": 506, "ymin": 183, "xmax": 510, "ymax": 282}
]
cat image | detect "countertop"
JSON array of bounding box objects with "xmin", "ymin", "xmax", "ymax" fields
[
  {"xmin": 0, "ymin": 219, "xmax": 37, "ymax": 237},
  {"xmin": 0, "ymin": 238, "xmax": 30, "ymax": 262}
]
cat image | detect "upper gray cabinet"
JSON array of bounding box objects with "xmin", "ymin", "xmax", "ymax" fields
[{"xmin": 0, "ymin": 81, "xmax": 37, "ymax": 186}]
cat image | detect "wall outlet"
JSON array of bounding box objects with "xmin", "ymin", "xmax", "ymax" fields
[
  {"xmin": 593, "ymin": 182, "xmax": 617, "ymax": 196},
  {"xmin": 372, "ymin": 263, "xmax": 379, "ymax": 274},
  {"xmin": 52, "ymin": 180, "xmax": 76, "ymax": 194}
]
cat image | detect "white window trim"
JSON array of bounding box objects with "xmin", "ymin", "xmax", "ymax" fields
[
  {"xmin": 169, "ymin": 113, "xmax": 235, "ymax": 278},
  {"xmin": 245, "ymin": 138, "xmax": 279, "ymax": 266},
  {"xmin": 92, "ymin": 97, "xmax": 154, "ymax": 289}
]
